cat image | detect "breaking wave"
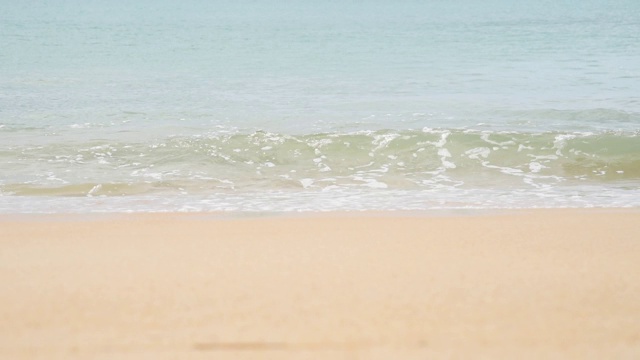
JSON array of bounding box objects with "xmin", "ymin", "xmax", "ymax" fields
[{"xmin": 1, "ymin": 128, "xmax": 639, "ymax": 197}]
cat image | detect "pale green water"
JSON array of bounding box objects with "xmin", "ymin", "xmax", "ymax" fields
[{"xmin": 1, "ymin": 0, "xmax": 639, "ymax": 212}]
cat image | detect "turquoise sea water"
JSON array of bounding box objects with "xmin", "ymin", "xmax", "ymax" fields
[{"xmin": 1, "ymin": 0, "xmax": 639, "ymax": 212}]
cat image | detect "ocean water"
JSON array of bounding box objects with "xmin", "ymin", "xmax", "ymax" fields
[{"xmin": 1, "ymin": 0, "xmax": 639, "ymax": 212}]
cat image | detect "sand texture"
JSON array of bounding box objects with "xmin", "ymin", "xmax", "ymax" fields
[{"xmin": 1, "ymin": 210, "xmax": 639, "ymax": 359}]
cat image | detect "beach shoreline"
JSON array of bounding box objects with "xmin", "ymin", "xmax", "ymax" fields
[{"xmin": 1, "ymin": 209, "xmax": 639, "ymax": 359}]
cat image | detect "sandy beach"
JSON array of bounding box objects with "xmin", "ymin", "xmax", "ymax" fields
[{"xmin": 1, "ymin": 209, "xmax": 639, "ymax": 359}]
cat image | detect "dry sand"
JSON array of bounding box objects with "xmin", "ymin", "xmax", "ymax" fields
[{"xmin": 1, "ymin": 209, "xmax": 639, "ymax": 359}]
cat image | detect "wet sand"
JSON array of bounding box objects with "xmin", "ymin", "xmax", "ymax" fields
[{"xmin": 1, "ymin": 210, "xmax": 639, "ymax": 359}]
